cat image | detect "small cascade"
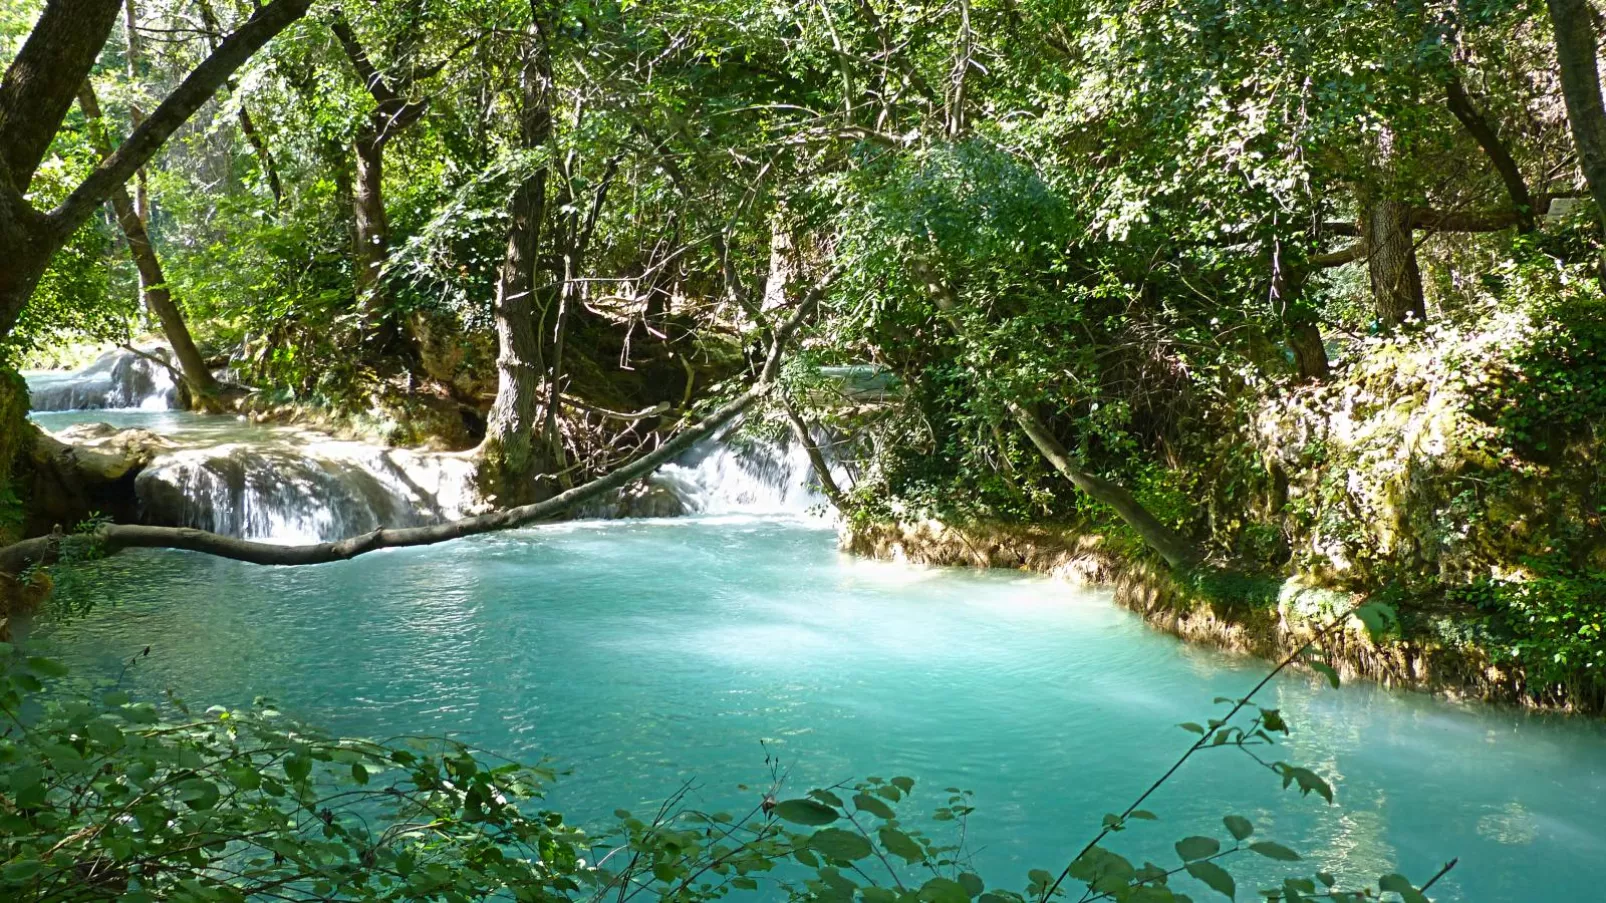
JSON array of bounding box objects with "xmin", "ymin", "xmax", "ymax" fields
[
  {"xmin": 26, "ymin": 347, "xmax": 177, "ymax": 412},
  {"xmin": 651, "ymin": 421, "xmax": 847, "ymax": 516},
  {"xmin": 132, "ymin": 437, "xmax": 480, "ymax": 545}
]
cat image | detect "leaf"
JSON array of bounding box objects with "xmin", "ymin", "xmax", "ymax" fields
[
  {"xmin": 1175, "ymin": 836, "xmax": 1221, "ymax": 862},
  {"xmin": 1185, "ymin": 860, "xmax": 1235, "ymax": 900},
  {"xmin": 890, "ymin": 776, "xmax": 915, "ymax": 792},
  {"xmin": 284, "ymin": 754, "xmax": 312, "ymax": 783},
  {"xmin": 958, "ymin": 873, "xmax": 985, "ymax": 897},
  {"xmin": 1222, "ymin": 815, "xmax": 1252, "ymax": 840},
  {"xmin": 809, "ymin": 827, "xmax": 873, "ymax": 861},
  {"xmin": 351, "ymin": 762, "xmax": 369, "ymax": 785},
  {"xmin": 809, "ymin": 789, "xmax": 845, "ymax": 807},
  {"xmin": 25, "ymin": 657, "xmax": 69, "ymax": 678},
  {"xmin": 3, "ymin": 860, "xmax": 43, "ymax": 883},
  {"xmin": 917, "ymin": 876, "xmax": 972, "ymax": 903},
  {"xmin": 1179, "ymin": 722, "xmax": 1206, "ymax": 734},
  {"xmin": 879, "ymin": 826, "xmax": 925, "ymax": 862},
  {"xmin": 772, "ymin": 798, "xmax": 839, "ymax": 826},
  {"xmin": 853, "ymin": 792, "xmax": 896, "ymax": 820},
  {"xmin": 1248, "ymin": 842, "xmax": 1300, "ymax": 862},
  {"xmin": 1378, "ymin": 874, "xmax": 1428, "ymax": 903},
  {"xmin": 1130, "ymin": 810, "xmax": 1159, "ymax": 820},
  {"xmin": 1310, "ymin": 661, "xmax": 1341, "ymax": 689}
]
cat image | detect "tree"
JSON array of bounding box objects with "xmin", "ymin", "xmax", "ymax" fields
[
  {"xmin": 0, "ymin": 0, "xmax": 314, "ymax": 343},
  {"xmin": 77, "ymin": 82, "xmax": 223, "ymax": 408},
  {"xmin": 477, "ymin": 2, "xmax": 556, "ymax": 505},
  {"xmin": 1546, "ymin": 0, "xmax": 1606, "ymax": 278}
]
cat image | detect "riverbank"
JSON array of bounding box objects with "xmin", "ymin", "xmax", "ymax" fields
[{"xmin": 843, "ymin": 519, "xmax": 1604, "ymax": 714}]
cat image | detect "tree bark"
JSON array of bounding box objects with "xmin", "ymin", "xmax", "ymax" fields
[
  {"xmin": 1359, "ymin": 195, "xmax": 1425, "ymax": 326},
  {"xmin": 330, "ymin": 11, "xmax": 430, "ymax": 350},
  {"xmin": 351, "ymin": 126, "xmax": 393, "ymax": 341},
  {"xmin": 477, "ymin": 12, "xmax": 554, "ymax": 506},
  {"xmin": 79, "ymin": 84, "xmax": 222, "ymax": 407},
  {"xmin": 0, "ymin": 0, "xmax": 124, "ymax": 195},
  {"xmin": 1546, "ymin": 0, "xmax": 1606, "ymax": 276},
  {"xmin": 1009, "ymin": 403, "xmax": 1204, "ymax": 570},
  {"xmin": 0, "ymin": 0, "xmax": 313, "ymax": 343},
  {"xmin": 0, "ymin": 265, "xmax": 843, "ymax": 575}
]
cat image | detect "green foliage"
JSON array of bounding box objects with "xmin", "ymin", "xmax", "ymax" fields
[{"xmin": 1452, "ymin": 555, "xmax": 1606, "ymax": 696}]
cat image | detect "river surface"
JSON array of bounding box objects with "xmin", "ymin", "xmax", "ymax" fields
[{"xmin": 29, "ymin": 517, "xmax": 1606, "ymax": 902}]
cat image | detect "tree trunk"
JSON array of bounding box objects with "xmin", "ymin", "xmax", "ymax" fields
[
  {"xmin": 1010, "ymin": 403, "xmax": 1204, "ymax": 570},
  {"xmin": 1270, "ymin": 249, "xmax": 1329, "ymax": 380},
  {"xmin": 122, "ymin": 0, "xmax": 150, "ymax": 223},
  {"xmin": 79, "ymin": 84, "xmax": 221, "ymax": 407},
  {"xmin": 352, "ymin": 126, "xmax": 393, "ymax": 345},
  {"xmin": 0, "ymin": 0, "xmax": 124, "ymax": 195},
  {"xmin": 1547, "ymin": 0, "xmax": 1606, "ymax": 278},
  {"xmin": 781, "ymin": 398, "xmax": 847, "ymax": 510},
  {"xmin": 477, "ymin": 13, "xmax": 553, "ymax": 506},
  {"xmin": 1360, "ymin": 195, "xmax": 1425, "ymax": 326}
]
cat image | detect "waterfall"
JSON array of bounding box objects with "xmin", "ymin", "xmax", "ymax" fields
[
  {"xmin": 649, "ymin": 421, "xmax": 846, "ymax": 516},
  {"xmin": 133, "ymin": 438, "xmax": 481, "ymax": 545},
  {"xmin": 26, "ymin": 347, "xmax": 177, "ymax": 412}
]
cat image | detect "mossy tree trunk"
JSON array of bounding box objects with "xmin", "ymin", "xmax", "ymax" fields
[{"xmin": 477, "ymin": 5, "xmax": 554, "ymax": 507}]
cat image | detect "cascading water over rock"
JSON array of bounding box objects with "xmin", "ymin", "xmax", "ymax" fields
[
  {"xmin": 26, "ymin": 347, "xmax": 178, "ymax": 412},
  {"xmin": 649, "ymin": 420, "xmax": 849, "ymax": 516}
]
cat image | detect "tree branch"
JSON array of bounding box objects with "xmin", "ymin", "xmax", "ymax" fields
[
  {"xmin": 47, "ymin": 0, "xmax": 314, "ymax": 239},
  {"xmin": 1445, "ymin": 70, "xmax": 1535, "ymax": 229}
]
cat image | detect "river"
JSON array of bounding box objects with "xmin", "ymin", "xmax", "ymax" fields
[{"xmin": 19, "ymin": 359, "xmax": 1606, "ymax": 901}]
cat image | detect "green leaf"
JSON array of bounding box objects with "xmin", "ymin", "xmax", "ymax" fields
[
  {"xmin": 1175, "ymin": 836, "xmax": 1220, "ymax": 862},
  {"xmin": 879, "ymin": 826, "xmax": 925, "ymax": 862},
  {"xmin": 809, "ymin": 789, "xmax": 844, "ymax": 808},
  {"xmin": 890, "ymin": 776, "xmax": 915, "ymax": 792},
  {"xmin": 284, "ymin": 754, "xmax": 312, "ymax": 783},
  {"xmin": 351, "ymin": 762, "xmax": 369, "ymax": 785},
  {"xmin": 918, "ymin": 876, "xmax": 973, "ymax": 903},
  {"xmin": 1248, "ymin": 842, "xmax": 1300, "ymax": 862},
  {"xmin": 853, "ymin": 792, "xmax": 896, "ymax": 820},
  {"xmin": 1310, "ymin": 661, "xmax": 1341, "ymax": 689},
  {"xmin": 1378, "ymin": 874, "xmax": 1428, "ymax": 903},
  {"xmin": 1222, "ymin": 815, "xmax": 1252, "ymax": 840},
  {"xmin": 1179, "ymin": 722, "xmax": 1206, "ymax": 734},
  {"xmin": 958, "ymin": 873, "xmax": 985, "ymax": 897},
  {"xmin": 1130, "ymin": 810, "xmax": 1159, "ymax": 820},
  {"xmin": 809, "ymin": 828, "xmax": 873, "ymax": 861},
  {"xmin": 1185, "ymin": 860, "xmax": 1235, "ymax": 900},
  {"xmin": 25, "ymin": 657, "xmax": 68, "ymax": 678},
  {"xmin": 3, "ymin": 860, "xmax": 43, "ymax": 883},
  {"xmin": 772, "ymin": 798, "xmax": 839, "ymax": 826}
]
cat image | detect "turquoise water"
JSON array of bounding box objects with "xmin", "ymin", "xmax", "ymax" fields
[{"xmin": 30, "ymin": 518, "xmax": 1606, "ymax": 901}]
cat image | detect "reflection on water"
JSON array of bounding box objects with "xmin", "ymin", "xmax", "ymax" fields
[{"xmin": 29, "ymin": 520, "xmax": 1606, "ymax": 901}]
